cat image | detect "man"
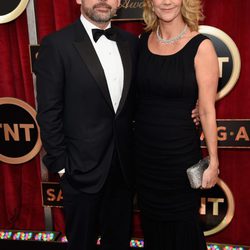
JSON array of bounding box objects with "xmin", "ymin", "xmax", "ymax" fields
[{"xmin": 34, "ymin": 0, "xmax": 138, "ymax": 249}]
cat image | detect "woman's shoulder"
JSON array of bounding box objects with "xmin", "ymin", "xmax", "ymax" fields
[
  {"xmin": 195, "ymin": 33, "xmax": 218, "ymax": 65},
  {"xmin": 194, "ymin": 33, "xmax": 215, "ymax": 52},
  {"xmin": 184, "ymin": 32, "xmax": 213, "ymax": 55}
]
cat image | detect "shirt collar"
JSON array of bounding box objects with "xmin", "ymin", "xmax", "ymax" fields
[{"xmin": 80, "ymin": 15, "xmax": 111, "ymax": 41}]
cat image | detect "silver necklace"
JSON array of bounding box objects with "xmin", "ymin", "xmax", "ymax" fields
[{"xmin": 156, "ymin": 24, "xmax": 188, "ymax": 44}]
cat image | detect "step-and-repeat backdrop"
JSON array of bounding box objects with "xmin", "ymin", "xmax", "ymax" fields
[{"xmin": 1, "ymin": 0, "xmax": 250, "ymax": 247}]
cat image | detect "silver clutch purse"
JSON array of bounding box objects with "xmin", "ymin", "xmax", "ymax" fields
[{"xmin": 186, "ymin": 156, "xmax": 210, "ymax": 189}]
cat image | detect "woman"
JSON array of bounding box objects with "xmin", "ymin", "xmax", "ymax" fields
[{"xmin": 134, "ymin": 0, "xmax": 219, "ymax": 249}]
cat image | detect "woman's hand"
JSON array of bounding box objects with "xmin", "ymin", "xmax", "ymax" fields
[{"xmin": 201, "ymin": 161, "xmax": 219, "ymax": 189}]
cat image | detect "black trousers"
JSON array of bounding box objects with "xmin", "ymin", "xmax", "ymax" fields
[{"xmin": 60, "ymin": 152, "xmax": 133, "ymax": 250}]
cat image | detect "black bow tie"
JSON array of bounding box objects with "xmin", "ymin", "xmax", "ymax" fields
[{"xmin": 92, "ymin": 28, "xmax": 117, "ymax": 42}]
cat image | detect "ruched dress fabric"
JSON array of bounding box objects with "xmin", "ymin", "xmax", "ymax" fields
[{"xmin": 134, "ymin": 33, "xmax": 208, "ymax": 250}]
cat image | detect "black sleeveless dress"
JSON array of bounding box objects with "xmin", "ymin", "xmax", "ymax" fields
[{"xmin": 134, "ymin": 33, "xmax": 208, "ymax": 249}]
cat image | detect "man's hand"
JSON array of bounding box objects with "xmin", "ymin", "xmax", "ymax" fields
[{"xmin": 191, "ymin": 100, "xmax": 200, "ymax": 126}]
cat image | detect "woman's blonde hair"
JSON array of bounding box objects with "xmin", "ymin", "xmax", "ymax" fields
[{"xmin": 143, "ymin": 0, "xmax": 204, "ymax": 32}]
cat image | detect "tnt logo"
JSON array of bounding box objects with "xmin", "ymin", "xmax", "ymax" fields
[
  {"xmin": 199, "ymin": 25, "xmax": 241, "ymax": 100},
  {"xmin": 200, "ymin": 178, "xmax": 235, "ymax": 236},
  {"xmin": 0, "ymin": 0, "xmax": 30, "ymax": 24},
  {"xmin": 0, "ymin": 97, "xmax": 41, "ymax": 164}
]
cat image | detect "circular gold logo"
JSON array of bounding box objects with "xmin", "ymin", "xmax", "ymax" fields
[
  {"xmin": 200, "ymin": 178, "xmax": 235, "ymax": 236},
  {"xmin": 199, "ymin": 25, "xmax": 241, "ymax": 100},
  {"xmin": 0, "ymin": 0, "xmax": 30, "ymax": 24},
  {"xmin": 0, "ymin": 97, "xmax": 41, "ymax": 164}
]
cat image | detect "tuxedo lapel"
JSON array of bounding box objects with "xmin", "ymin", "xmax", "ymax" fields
[
  {"xmin": 116, "ymin": 36, "xmax": 132, "ymax": 116},
  {"xmin": 73, "ymin": 20, "xmax": 114, "ymax": 112}
]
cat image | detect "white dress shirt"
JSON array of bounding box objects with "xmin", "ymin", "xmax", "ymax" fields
[{"xmin": 80, "ymin": 15, "xmax": 124, "ymax": 113}]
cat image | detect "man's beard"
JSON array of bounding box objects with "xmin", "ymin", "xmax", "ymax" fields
[{"xmin": 84, "ymin": 3, "xmax": 117, "ymax": 23}]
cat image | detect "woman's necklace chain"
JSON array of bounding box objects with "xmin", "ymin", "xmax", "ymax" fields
[{"xmin": 156, "ymin": 24, "xmax": 188, "ymax": 44}]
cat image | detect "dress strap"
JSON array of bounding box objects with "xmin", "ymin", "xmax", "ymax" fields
[
  {"xmin": 184, "ymin": 34, "xmax": 210, "ymax": 57},
  {"xmin": 138, "ymin": 32, "xmax": 150, "ymax": 52}
]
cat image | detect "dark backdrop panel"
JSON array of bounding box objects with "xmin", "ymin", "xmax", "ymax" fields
[
  {"xmin": 0, "ymin": 12, "xmax": 44, "ymax": 230},
  {"xmin": 202, "ymin": 0, "xmax": 250, "ymax": 245}
]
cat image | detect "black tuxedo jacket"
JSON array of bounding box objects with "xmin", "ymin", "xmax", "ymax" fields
[{"xmin": 35, "ymin": 19, "xmax": 138, "ymax": 193}]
